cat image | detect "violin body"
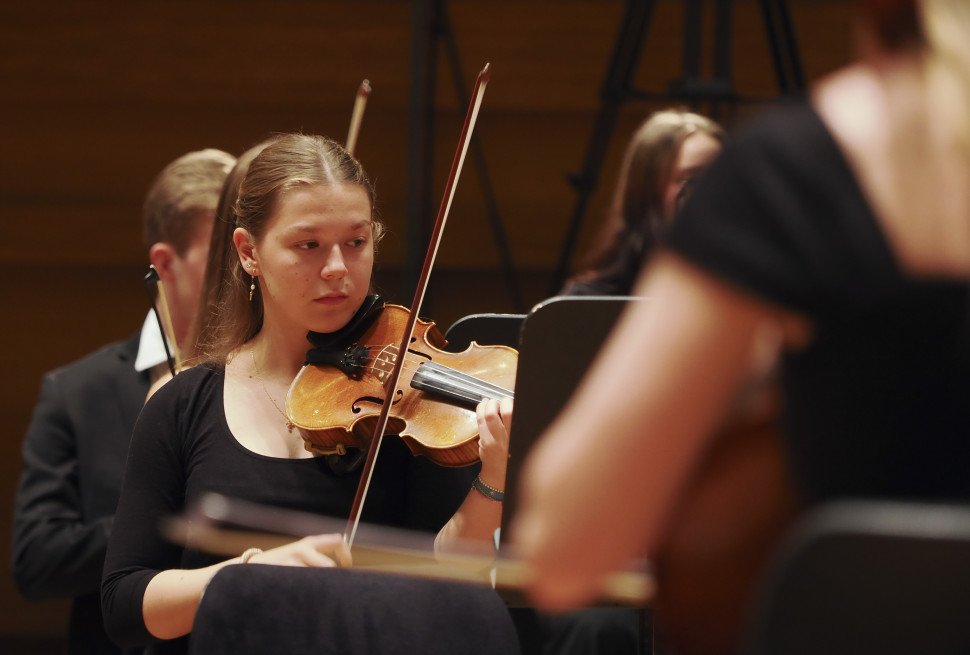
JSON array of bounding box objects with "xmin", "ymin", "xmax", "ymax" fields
[{"xmin": 286, "ymin": 304, "xmax": 517, "ymax": 467}]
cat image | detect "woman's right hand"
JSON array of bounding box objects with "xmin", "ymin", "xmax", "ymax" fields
[
  {"xmin": 143, "ymin": 533, "xmax": 352, "ymax": 640},
  {"xmin": 247, "ymin": 534, "xmax": 352, "ymax": 568}
]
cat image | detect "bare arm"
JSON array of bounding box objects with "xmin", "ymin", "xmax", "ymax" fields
[
  {"xmin": 510, "ymin": 255, "xmax": 793, "ymax": 609},
  {"xmin": 142, "ymin": 533, "xmax": 350, "ymax": 640},
  {"xmin": 434, "ymin": 397, "xmax": 511, "ymax": 557}
]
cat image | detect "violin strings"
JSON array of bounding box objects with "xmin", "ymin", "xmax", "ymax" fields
[
  {"xmin": 360, "ymin": 343, "xmax": 452, "ymax": 375},
  {"xmin": 362, "ymin": 347, "xmax": 494, "ymax": 384},
  {"xmin": 360, "ymin": 344, "xmax": 425, "ymax": 377}
]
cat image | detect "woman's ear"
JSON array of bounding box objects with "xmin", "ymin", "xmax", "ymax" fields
[{"xmin": 233, "ymin": 227, "xmax": 257, "ymax": 274}]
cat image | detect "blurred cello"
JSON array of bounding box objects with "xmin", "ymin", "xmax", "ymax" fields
[{"xmin": 652, "ymin": 374, "xmax": 803, "ymax": 655}]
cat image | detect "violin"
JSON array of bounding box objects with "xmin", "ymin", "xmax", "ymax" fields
[{"xmin": 286, "ymin": 302, "xmax": 517, "ymax": 467}]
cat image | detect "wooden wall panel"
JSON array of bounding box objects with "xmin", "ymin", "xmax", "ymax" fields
[{"xmin": 0, "ymin": 1, "xmax": 852, "ymax": 648}]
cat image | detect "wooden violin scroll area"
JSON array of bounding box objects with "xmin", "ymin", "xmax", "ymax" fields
[{"xmin": 285, "ymin": 305, "xmax": 517, "ymax": 467}]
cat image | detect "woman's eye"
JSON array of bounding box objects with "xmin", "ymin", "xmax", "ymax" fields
[
  {"xmin": 349, "ymin": 237, "xmax": 367, "ymax": 248},
  {"xmin": 297, "ymin": 241, "xmax": 318, "ymax": 250}
]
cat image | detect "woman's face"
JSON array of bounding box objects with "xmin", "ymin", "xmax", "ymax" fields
[
  {"xmin": 663, "ymin": 131, "xmax": 723, "ymax": 221},
  {"xmin": 246, "ymin": 182, "xmax": 375, "ymax": 336}
]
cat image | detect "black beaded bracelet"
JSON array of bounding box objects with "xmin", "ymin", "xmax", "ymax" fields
[{"xmin": 472, "ymin": 475, "xmax": 505, "ymax": 502}]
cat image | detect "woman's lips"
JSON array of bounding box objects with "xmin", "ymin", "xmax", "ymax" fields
[{"xmin": 314, "ymin": 293, "xmax": 348, "ymax": 306}]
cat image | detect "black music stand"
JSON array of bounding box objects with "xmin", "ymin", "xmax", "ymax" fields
[
  {"xmin": 496, "ymin": 296, "xmax": 650, "ymax": 654},
  {"xmin": 550, "ymin": 0, "xmax": 805, "ymax": 294},
  {"xmin": 442, "ymin": 312, "xmax": 526, "ymax": 352},
  {"xmin": 499, "ymin": 296, "xmax": 643, "ymax": 544}
]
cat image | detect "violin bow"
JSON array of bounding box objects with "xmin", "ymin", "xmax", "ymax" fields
[
  {"xmin": 143, "ymin": 264, "xmax": 182, "ymax": 377},
  {"xmin": 344, "ymin": 63, "xmax": 492, "ymax": 548},
  {"xmin": 167, "ymin": 492, "xmax": 654, "ymax": 608},
  {"xmin": 345, "ymin": 79, "xmax": 371, "ymax": 156}
]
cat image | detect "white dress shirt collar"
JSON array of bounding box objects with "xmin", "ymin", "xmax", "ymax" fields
[{"xmin": 134, "ymin": 311, "xmax": 174, "ymax": 373}]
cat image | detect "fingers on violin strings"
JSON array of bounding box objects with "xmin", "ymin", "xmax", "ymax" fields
[
  {"xmin": 497, "ymin": 397, "xmax": 513, "ymax": 426},
  {"xmin": 476, "ymin": 398, "xmax": 498, "ymax": 430},
  {"xmin": 479, "ymin": 400, "xmax": 510, "ymax": 444}
]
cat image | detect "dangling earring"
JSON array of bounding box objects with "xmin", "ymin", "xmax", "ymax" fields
[{"xmin": 248, "ymin": 264, "xmax": 257, "ymax": 302}]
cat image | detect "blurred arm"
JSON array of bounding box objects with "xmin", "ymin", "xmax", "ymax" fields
[{"xmin": 512, "ymin": 254, "xmax": 800, "ymax": 609}]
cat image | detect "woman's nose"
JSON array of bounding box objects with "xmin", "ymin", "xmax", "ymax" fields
[{"xmin": 321, "ymin": 245, "xmax": 348, "ymax": 279}]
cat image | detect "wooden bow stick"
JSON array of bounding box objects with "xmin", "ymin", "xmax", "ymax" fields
[
  {"xmin": 344, "ymin": 63, "xmax": 491, "ymax": 549},
  {"xmin": 144, "ymin": 264, "xmax": 182, "ymax": 376},
  {"xmin": 346, "ymin": 79, "xmax": 371, "ymax": 156}
]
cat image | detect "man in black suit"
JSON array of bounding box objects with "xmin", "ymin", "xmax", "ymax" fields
[{"xmin": 10, "ymin": 148, "xmax": 236, "ymax": 655}]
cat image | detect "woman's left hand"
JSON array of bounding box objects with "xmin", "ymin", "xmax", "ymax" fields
[{"xmin": 476, "ymin": 397, "xmax": 512, "ymax": 491}]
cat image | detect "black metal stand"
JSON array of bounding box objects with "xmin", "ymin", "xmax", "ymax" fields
[
  {"xmin": 405, "ymin": 0, "xmax": 525, "ymax": 314},
  {"xmin": 548, "ymin": 0, "xmax": 805, "ymax": 295}
]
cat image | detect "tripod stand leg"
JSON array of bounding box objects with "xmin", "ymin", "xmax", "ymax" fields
[
  {"xmin": 550, "ymin": 0, "xmax": 804, "ymax": 296},
  {"xmin": 549, "ymin": 0, "xmax": 657, "ymax": 295},
  {"xmin": 758, "ymin": 0, "xmax": 805, "ymax": 94},
  {"xmin": 405, "ymin": 0, "xmax": 439, "ymax": 302},
  {"xmin": 437, "ymin": 0, "xmax": 525, "ymax": 312},
  {"xmin": 405, "ymin": 0, "xmax": 525, "ymax": 313}
]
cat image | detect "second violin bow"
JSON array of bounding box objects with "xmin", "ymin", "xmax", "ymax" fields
[
  {"xmin": 144, "ymin": 264, "xmax": 182, "ymax": 377},
  {"xmin": 346, "ymin": 79, "xmax": 371, "ymax": 156}
]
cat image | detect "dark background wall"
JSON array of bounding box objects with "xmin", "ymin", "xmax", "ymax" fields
[{"xmin": 1, "ymin": 1, "xmax": 851, "ymax": 649}]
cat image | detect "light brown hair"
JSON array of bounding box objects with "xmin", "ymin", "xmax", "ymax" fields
[
  {"xmin": 565, "ymin": 109, "xmax": 725, "ymax": 296},
  {"xmin": 194, "ymin": 134, "xmax": 383, "ymax": 365}
]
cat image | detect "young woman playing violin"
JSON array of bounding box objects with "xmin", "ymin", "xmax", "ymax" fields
[{"xmin": 101, "ymin": 134, "xmax": 513, "ymax": 653}]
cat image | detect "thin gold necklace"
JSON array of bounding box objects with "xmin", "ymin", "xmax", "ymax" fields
[{"xmin": 250, "ymin": 347, "xmax": 296, "ymax": 433}]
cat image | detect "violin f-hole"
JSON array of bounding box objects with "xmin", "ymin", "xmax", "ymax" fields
[
  {"xmin": 352, "ymin": 390, "xmax": 403, "ymax": 415},
  {"xmin": 407, "ymin": 348, "xmax": 433, "ymax": 362}
]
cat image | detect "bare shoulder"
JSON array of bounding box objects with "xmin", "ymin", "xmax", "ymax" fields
[
  {"xmin": 814, "ymin": 61, "xmax": 970, "ymax": 276},
  {"xmin": 813, "ymin": 64, "xmax": 891, "ymax": 160}
]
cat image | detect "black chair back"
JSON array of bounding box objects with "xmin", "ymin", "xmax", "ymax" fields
[{"xmin": 744, "ymin": 500, "xmax": 970, "ymax": 655}]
